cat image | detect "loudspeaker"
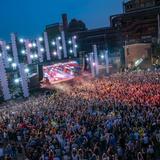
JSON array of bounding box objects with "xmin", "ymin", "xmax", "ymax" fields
[{"xmin": 38, "ymin": 64, "xmax": 43, "ymax": 81}]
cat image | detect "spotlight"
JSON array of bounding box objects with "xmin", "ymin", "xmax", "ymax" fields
[
  {"xmin": 73, "ymin": 35, "xmax": 77, "ymax": 39},
  {"xmin": 0, "ymin": 53, "xmax": 2, "ymax": 57},
  {"xmin": 14, "ymin": 78, "xmax": 20, "ymax": 84},
  {"xmin": 21, "ymin": 50, "xmax": 25, "ymax": 54},
  {"xmin": 12, "ymin": 63, "xmax": 17, "ymax": 68},
  {"xmin": 19, "ymin": 38, "xmax": 24, "ymax": 43},
  {"xmin": 34, "ymin": 54, "xmax": 38, "ymax": 58},
  {"xmin": 53, "ymin": 51, "xmax": 57, "ymax": 55},
  {"xmin": 52, "ymin": 41, "xmax": 56, "ymax": 46},
  {"xmin": 68, "ymin": 40, "xmax": 72, "ymax": 44},
  {"xmin": 69, "ymin": 49, "xmax": 73, "ymax": 53},
  {"xmin": 28, "ymin": 43, "xmax": 32, "ymax": 48},
  {"xmin": 58, "ymin": 36, "xmax": 61, "ymax": 40},
  {"xmin": 30, "ymin": 55, "xmax": 34, "ymax": 59},
  {"xmin": 8, "ymin": 58, "xmax": 12, "ymax": 62},
  {"xmin": 70, "ymin": 71, "xmax": 74, "ymax": 76},
  {"xmin": 39, "ymin": 37, "xmax": 43, "ymax": 42},
  {"xmin": 40, "ymin": 48, "xmax": 44, "ymax": 52},
  {"xmin": 59, "ymin": 46, "xmax": 62, "ymax": 50},
  {"xmin": 93, "ymin": 62, "xmax": 95, "ymax": 66},
  {"xmin": 101, "ymin": 55, "xmax": 104, "ymax": 59},
  {"xmin": 24, "ymin": 68, "xmax": 29, "ymax": 73},
  {"xmin": 86, "ymin": 58, "xmax": 89, "ymax": 61},
  {"xmin": 6, "ymin": 45, "xmax": 10, "ymax": 50},
  {"xmin": 32, "ymin": 43, "xmax": 36, "ymax": 47},
  {"xmin": 75, "ymin": 44, "xmax": 78, "ymax": 48}
]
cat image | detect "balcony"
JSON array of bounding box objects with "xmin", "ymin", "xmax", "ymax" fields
[{"xmin": 124, "ymin": 0, "xmax": 157, "ymax": 13}]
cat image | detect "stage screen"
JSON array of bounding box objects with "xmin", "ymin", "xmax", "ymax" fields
[{"xmin": 42, "ymin": 61, "xmax": 80, "ymax": 84}]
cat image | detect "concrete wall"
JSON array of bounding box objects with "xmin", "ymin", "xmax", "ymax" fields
[{"xmin": 124, "ymin": 43, "xmax": 151, "ymax": 68}]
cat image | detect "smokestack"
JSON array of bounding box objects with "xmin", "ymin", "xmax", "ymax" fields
[{"xmin": 62, "ymin": 13, "xmax": 68, "ymax": 31}]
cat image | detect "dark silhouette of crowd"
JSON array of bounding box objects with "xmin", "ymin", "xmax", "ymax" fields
[{"xmin": 0, "ymin": 71, "xmax": 160, "ymax": 160}]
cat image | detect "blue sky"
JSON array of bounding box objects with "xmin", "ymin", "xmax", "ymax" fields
[{"xmin": 0, "ymin": 0, "xmax": 123, "ymax": 41}]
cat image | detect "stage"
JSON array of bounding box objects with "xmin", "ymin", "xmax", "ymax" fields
[{"xmin": 40, "ymin": 61, "xmax": 80, "ymax": 87}]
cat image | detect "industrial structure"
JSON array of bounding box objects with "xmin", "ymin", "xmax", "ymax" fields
[{"xmin": 75, "ymin": 0, "xmax": 160, "ymax": 68}]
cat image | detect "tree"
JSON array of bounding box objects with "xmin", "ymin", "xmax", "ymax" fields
[{"xmin": 68, "ymin": 19, "xmax": 87, "ymax": 33}]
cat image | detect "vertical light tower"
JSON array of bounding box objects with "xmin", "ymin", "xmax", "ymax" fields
[
  {"xmin": 36, "ymin": 38, "xmax": 44, "ymax": 62},
  {"xmin": 11, "ymin": 33, "xmax": 19, "ymax": 64},
  {"xmin": 89, "ymin": 52, "xmax": 95, "ymax": 77},
  {"xmin": 56, "ymin": 37, "xmax": 62, "ymax": 60},
  {"xmin": 93, "ymin": 45, "xmax": 99, "ymax": 76},
  {"xmin": 0, "ymin": 52, "xmax": 11, "ymax": 100},
  {"xmin": 1, "ymin": 41, "xmax": 9, "ymax": 68},
  {"xmin": 72, "ymin": 36, "xmax": 77, "ymax": 57},
  {"xmin": 25, "ymin": 40, "xmax": 32, "ymax": 64},
  {"xmin": 61, "ymin": 31, "xmax": 67, "ymax": 58},
  {"xmin": 18, "ymin": 64, "xmax": 29, "ymax": 98},
  {"xmin": 105, "ymin": 50, "xmax": 109, "ymax": 74},
  {"xmin": 44, "ymin": 32, "xmax": 51, "ymax": 61}
]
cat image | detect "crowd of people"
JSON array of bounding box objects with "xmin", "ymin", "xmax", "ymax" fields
[{"xmin": 0, "ymin": 71, "xmax": 160, "ymax": 160}]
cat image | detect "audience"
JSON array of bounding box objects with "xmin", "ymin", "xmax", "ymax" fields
[{"xmin": 0, "ymin": 70, "xmax": 160, "ymax": 160}]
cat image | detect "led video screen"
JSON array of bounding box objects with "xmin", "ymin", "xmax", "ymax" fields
[{"xmin": 42, "ymin": 61, "xmax": 80, "ymax": 84}]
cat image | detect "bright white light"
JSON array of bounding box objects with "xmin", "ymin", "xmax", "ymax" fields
[
  {"xmin": 28, "ymin": 43, "xmax": 32, "ymax": 48},
  {"xmin": 21, "ymin": 50, "xmax": 25, "ymax": 54},
  {"xmin": 69, "ymin": 49, "xmax": 73, "ymax": 53},
  {"xmin": 73, "ymin": 35, "xmax": 77, "ymax": 39},
  {"xmin": 93, "ymin": 62, "xmax": 95, "ymax": 66},
  {"xmin": 75, "ymin": 44, "xmax": 78, "ymax": 48},
  {"xmin": 8, "ymin": 58, "xmax": 12, "ymax": 62},
  {"xmin": 14, "ymin": 78, "xmax": 20, "ymax": 84},
  {"xmin": 68, "ymin": 40, "xmax": 72, "ymax": 44},
  {"xmin": 101, "ymin": 55, "xmax": 104, "ymax": 59},
  {"xmin": 86, "ymin": 58, "xmax": 89, "ymax": 61},
  {"xmin": 135, "ymin": 58, "xmax": 143, "ymax": 67},
  {"xmin": 19, "ymin": 38, "xmax": 24, "ymax": 43},
  {"xmin": 40, "ymin": 48, "xmax": 44, "ymax": 52},
  {"xmin": 52, "ymin": 41, "xmax": 56, "ymax": 46},
  {"xmin": 59, "ymin": 46, "xmax": 62, "ymax": 50},
  {"xmin": 34, "ymin": 54, "xmax": 38, "ymax": 58},
  {"xmin": 70, "ymin": 71, "xmax": 74, "ymax": 76},
  {"xmin": 53, "ymin": 51, "xmax": 57, "ymax": 55},
  {"xmin": 39, "ymin": 37, "xmax": 43, "ymax": 42},
  {"xmin": 12, "ymin": 63, "xmax": 17, "ymax": 68},
  {"xmin": 0, "ymin": 53, "xmax": 2, "ymax": 57},
  {"xmin": 32, "ymin": 43, "xmax": 36, "ymax": 47},
  {"xmin": 30, "ymin": 55, "xmax": 34, "ymax": 59},
  {"xmin": 6, "ymin": 45, "xmax": 10, "ymax": 50},
  {"xmin": 24, "ymin": 68, "xmax": 29, "ymax": 73},
  {"xmin": 58, "ymin": 36, "xmax": 61, "ymax": 40}
]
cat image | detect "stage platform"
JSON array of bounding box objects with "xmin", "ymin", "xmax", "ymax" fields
[
  {"xmin": 41, "ymin": 77, "xmax": 75, "ymax": 88},
  {"xmin": 41, "ymin": 72, "xmax": 92, "ymax": 88}
]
